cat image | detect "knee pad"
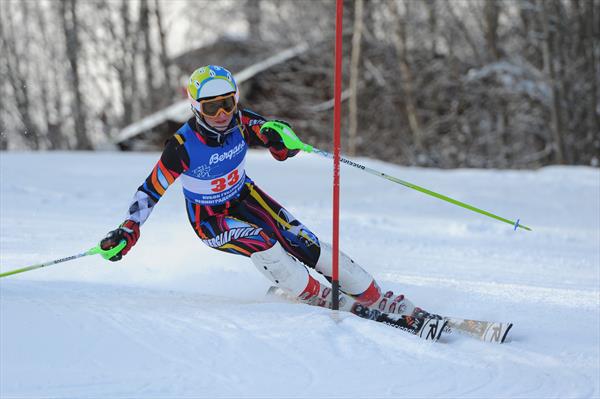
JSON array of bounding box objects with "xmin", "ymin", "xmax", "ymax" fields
[
  {"xmin": 314, "ymin": 242, "xmax": 375, "ymax": 296},
  {"xmin": 251, "ymin": 241, "xmax": 309, "ymax": 297}
]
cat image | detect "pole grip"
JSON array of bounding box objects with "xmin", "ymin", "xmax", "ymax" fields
[{"xmin": 88, "ymin": 240, "xmax": 127, "ymax": 260}]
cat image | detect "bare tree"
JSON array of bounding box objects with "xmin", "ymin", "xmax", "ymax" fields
[
  {"xmin": 245, "ymin": 0, "xmax": 262, "ymax": 41},
  {"xmin": 153, "ymin": 0, "xmax": 174, "ymax": 106},
  {"xmin": 392, "ymin": 0, "xmax": 423, "ymax": 156},
  {"xmin": 484, "ymin": 0, "xmax": 501, "ymax": 61},
  {"xmin": 2, "ymin": 2, "xmax": 41, "ymax": 149},
  {"xmin": 444, "ymin": 1, "xmax": 483, "ymax": 64},
  {"xmin": 0, "ymin": 25, "xmax": 7, "ymax": 150},
  {"xmin": 1, "ymin": 0, "xmax": 598, "ymax": 167},
  {"xmin": 60, "ymin": 0, "xmax": 92, "ymax": 150},
  {"xmin": 116, "ymin": 1, "xmax": 136, "ymax": 127},
  {"xmin": 425, "ymin": 0, "xmax": 438, "ymax": 57},
  {"xmin": 348, "ymin": 0, "xmax": 363, "ymax": 156},
  {"xmin": 539, "ymin": 0, "xmax": 567, "ymax": 164},
  {"xmin": 576, "ymin": 0, "xmax": 600, "ymax": 147},
  {"xmin": 138, "ymin": 0, "xmax": 155, "ymax": 113},
  {"xmin": 35, "ymin": 1, "xmax": 67, "ymax": 149}
]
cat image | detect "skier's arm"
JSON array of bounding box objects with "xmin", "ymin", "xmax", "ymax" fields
[
  {"xmin": 240, "ymin": 109, "xmax": 300, "ymax": 161},
  {"xmin": 100, "ymin": 134, "xmax": 190, "ymax": 261},
  {"xmin": 126, "ymin": 134, "xmax": 189, "ymax": 225}
]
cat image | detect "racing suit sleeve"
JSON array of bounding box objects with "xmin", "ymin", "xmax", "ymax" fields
[
  {"xmin": 240, "ymin": 108, "xmax": 300, "ymax": 161},
  {"xmin": 124, "ymin": 133, "xmax": 190, "ymax": 225}
]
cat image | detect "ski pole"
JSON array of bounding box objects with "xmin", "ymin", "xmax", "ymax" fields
[
  {"xmin": 261, "ymin": 121, "xmax": 532, "ymax": 232},
  {"xmin": 0, "ymin": 241, "xmax": 126, "ymax": 278}
]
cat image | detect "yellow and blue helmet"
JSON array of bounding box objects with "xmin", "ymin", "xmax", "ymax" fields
[
  {"xmin": 187, "ymin": 65, "xmax": 239, "ymax": 103},
  {"xmin": 187, "ymin": 65, "xmax": 240, "ymax": 140}
]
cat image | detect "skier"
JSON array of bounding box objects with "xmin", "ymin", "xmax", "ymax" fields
[{"xmin": 100, "ymin": 65, "xmax": 421, "ymax": 316}]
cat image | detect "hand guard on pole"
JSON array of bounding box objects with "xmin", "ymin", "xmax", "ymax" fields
[
  {"xmin": 100, "ymin": 220, "xmax": 140, "ymax": 261},
  {"xmin": 259, "ymin": 120, "xmax": 300, "ymax": 157},
  {"xmin": 260, "ymin": 120, "xmax": 310, "ymax": 151}
]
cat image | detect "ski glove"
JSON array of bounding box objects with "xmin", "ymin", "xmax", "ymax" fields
[
  {"xmin": 100, "ymin": 220, "xmax": 140, "ymax": 262},
  {"xmin": 260, "ymin": 120, "xmax": 300, "ymax": 155}
]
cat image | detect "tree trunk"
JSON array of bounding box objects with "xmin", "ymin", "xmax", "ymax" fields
[
  {"xmin": 153, "ymin": 0, "xmax": 173, "ymax": 106},
  {"xmin": 348, "ymin": 0, "xmax": 363, "ymax": 156},
  {"xmin": 61, "ymin": 0, "xmax": 92, "ymax": 150},
  {"xmin": 445, "ymin": 1, "xmax": 482, "ymax": 64},
  {"xmin": 0, "ymin": 32, "xmax": 7, "ymax": 150},
  {"xmin": 425, "ymin": 0, "xmax": 438, "ymax": 56},
  {"xmin": 2, "ymin": 1, "xmax": 40, "ymax": 149},
  {"xmin": 484, "ymin": 0, "xmax": 501, "ymax": 60},
  {"xmin": 139, "ymin": 0, "xmax": 155, "ymax": 114},
  {"xmin": 0, "ymin": 104, "xmax": 6, "ymax": 150},
  {"xmin": 584, "ymin": 0, "xmax": 600, "ymax": 136},
  {"xmin": 245, "ymin": 0, "xmax": 262, "ymax": 41},
  {"xmin": 118, "ymin": 0, "xmax": 135, "ymax": 127},
  {"xmin": 393, "ymin": 1, "xmax": 423, "ymax": 155},
  {"xmin": 540, "ymin": 0, "xmax": 566, "ymax": 164},
  {"xmin": 36, "ymin": 2, "xmax": 67, "ymax": 149}
]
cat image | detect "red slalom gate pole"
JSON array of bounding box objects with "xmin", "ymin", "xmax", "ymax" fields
[{"xmin": 331, "ymin": 0, "xmax": 343, "ymax": 311}]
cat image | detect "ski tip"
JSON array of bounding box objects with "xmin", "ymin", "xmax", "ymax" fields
[
  {"xmin": 418, "ymin": 318, "xmax": 448, "ymax": 342},
  {"xmin": 437, "ymin": 320, "xmax": 449, "ymax": 341},
  {"xmin": 501, "ymin": 323, "xmax": 513, "ymax": 343}
]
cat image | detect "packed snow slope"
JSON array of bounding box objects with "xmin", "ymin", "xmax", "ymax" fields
[{"xmin": 1, "ymin": 151, "xmax": 599, "ymax": 398}]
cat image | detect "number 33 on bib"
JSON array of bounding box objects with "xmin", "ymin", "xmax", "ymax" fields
[{"xmin": 211, "ymin": 169, "xmax": 240, "ymax": 192}]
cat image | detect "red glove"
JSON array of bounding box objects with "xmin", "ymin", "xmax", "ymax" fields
[{"xmin": 100, "ymin": 220, "xmax": 140, "ymax": 261}]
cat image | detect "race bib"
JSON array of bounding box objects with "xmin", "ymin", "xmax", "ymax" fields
[{"xmin": 181, "ymin": 159, "xmax": 246, "ymax": 205}]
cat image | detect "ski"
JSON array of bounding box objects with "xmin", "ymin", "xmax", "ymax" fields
[
  {"xmin": 266, "ymin": 286, "xmax": 446, "ymax": 341},
  {"xmin": 266, "ymin": 286, "xmax": 512, "ymax": 343},
  {"xmin": 350, "ymin": 303, "xmax": 447, "ymax": 341}
]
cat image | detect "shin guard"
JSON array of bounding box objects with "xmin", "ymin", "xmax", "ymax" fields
[
  {"xmin": 251, "ymin": 242, "xmax": 310, "ymax": 297},
  {"xmin": 315, "ymin": 242, "xmax": 377, "ymax": 297}
]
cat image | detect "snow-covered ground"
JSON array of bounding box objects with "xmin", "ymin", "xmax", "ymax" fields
[{"xmin": 1, "ymin": 151, "xmax": 599, "ymax": 398}]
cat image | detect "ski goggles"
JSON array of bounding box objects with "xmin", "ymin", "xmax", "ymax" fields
[{"xmin": 198, "ymin": 93, "xmax": 237, "ymax": 117}]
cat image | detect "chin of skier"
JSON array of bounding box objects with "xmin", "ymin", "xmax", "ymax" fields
[{"xmin": 100, "ymin": 65, "xmax": 426, "ymax": 317}]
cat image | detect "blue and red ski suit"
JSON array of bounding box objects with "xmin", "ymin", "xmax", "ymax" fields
[{"xmin": 125, "ymin": 109, "xmax": 321, "ymax": 268}]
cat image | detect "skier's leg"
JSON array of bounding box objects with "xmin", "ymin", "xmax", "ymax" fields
[
  {"xmin": 237, "ymin": 183, "xmax": 321, "ymax": 267},
  {"xmin": 314, "ymin": 242, "xmax": 379, "ymax": 301},
  {"xmin": 239, "ymin": 183, "xmax": 374, "ymax": 298},
  {"xmin": 185, "ymin": 198, "xmax": 350, "ymax": 307},
  {"xmin": 188, "ymin": 187, "xmax": 416, "ymax": 314},
  {"xmin": 250, "ymin": 241, "xmax": 309, "ymax": 296},
  {"xmin": 238, "ymin": 183, "xmax": 416, "ymax": 312},
  {"xmin": 186, "ymin": 197, "xmax": 277, "ymax": 255},
  {"xmin": 250, "ymin": 241, "xmax": 353, "ymax": 310}
]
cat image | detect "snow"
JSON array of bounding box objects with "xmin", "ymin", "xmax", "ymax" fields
[{"xmin": 1, "ymin": 150, "xmax": 599, "ymax": 398}]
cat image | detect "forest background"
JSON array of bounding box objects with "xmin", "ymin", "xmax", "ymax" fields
[{"xmin": 1, "ymin": 0, "xmax": 598, "ymax": 168}]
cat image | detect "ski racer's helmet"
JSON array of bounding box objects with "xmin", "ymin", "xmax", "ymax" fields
[{"xmin": 187, "ymin": 65, "xmax": 239, "ymax": 141}]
